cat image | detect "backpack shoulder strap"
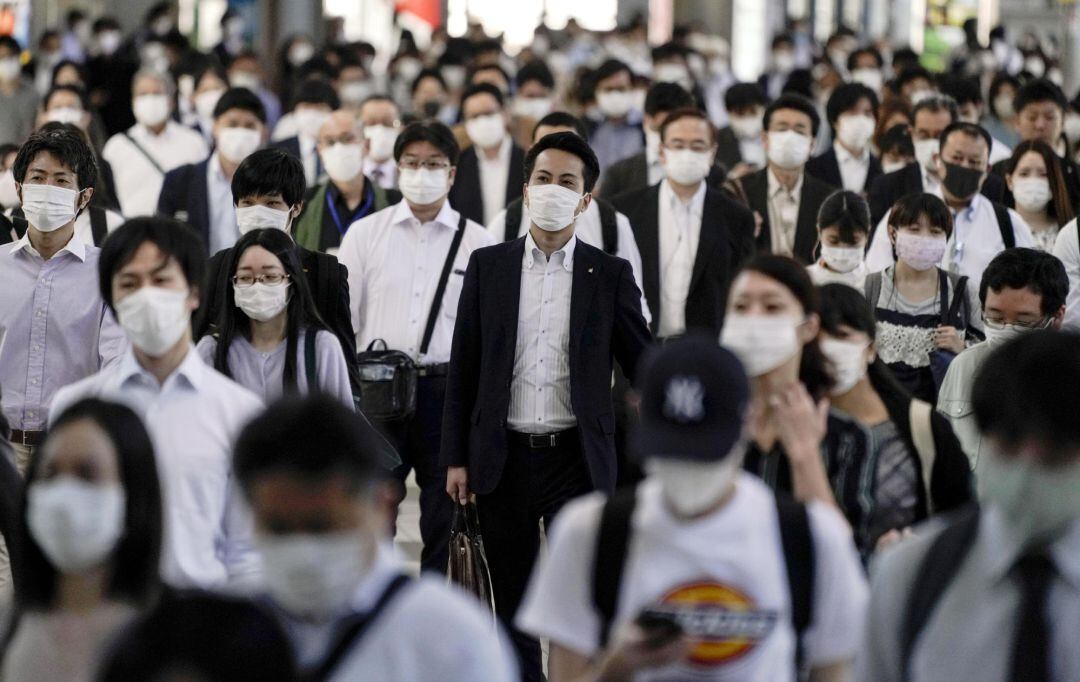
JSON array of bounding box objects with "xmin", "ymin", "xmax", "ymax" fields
[
  {"xmin": 864, "ymin": 271, "xmax": 883, "ymax": 309},
  {"xmin": 775, "ymin": 494, "xmax": 815, "ymax": 674},
  {"xmin": 503, "ymin": 198, "xmax": 523, "ymax": 242},
  {"xmin": 121, "ymin": 131, "xmax": 166, "ymax": 176},
  {"xmin": 940, "ymin": 271, "xmax": 968, "ymax": 329},
  {"xmin": 596, "ymin": 198, "xmax": 619, "ymax": 255},
  {"xmin": 304, "ymin": 328, "xmax": 318, "ymax": 391},
  {"xmin": 11, "ymin": 207, "xmax": 27, "ymax": 239},
  {"xmin": 908, "ymin": 399, "xmax": 937, "ymax": 513},
  {"xmin": 992, "ymin": 202, "xmax": 1015, "ymax": 249},
  {"xmin": 313, "ymin": 252, "xmax": 333, "ymax": 323},
  {"xmin": 89, "ymin": 206, "xmax": 108, "ymax": 246},
  {"xmin": 592, "ymin": 486, "xmax": 638, "ymax": 648}
]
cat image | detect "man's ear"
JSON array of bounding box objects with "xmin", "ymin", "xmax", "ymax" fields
[
  {"xmin": 579, "ymin": 192, "xmax": 592, "ymax": 214},
  {"xmin": 290, "ymin": 200, "xmax": 304, "ymax": 219},
  {"xmin": 15, "ymin": 181, "xmax": 21, "ymax": 204},
  {"xmin": 78, "ymin": 187, "xmax": 94, "ymax": 210}
]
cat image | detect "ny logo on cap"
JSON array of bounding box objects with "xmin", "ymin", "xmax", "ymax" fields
[{"xmin": 663, "ymin": 376, "xmax": 705, "ymax": 424}]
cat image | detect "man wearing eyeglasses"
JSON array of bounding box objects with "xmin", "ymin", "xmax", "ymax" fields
[
  {"xmin": 337, "ymin": 120, "xmax": 495, "ymax": 574},
  {"xmin": 938, "ymin": 247, "xmax": 1068, "ymax": 472}
]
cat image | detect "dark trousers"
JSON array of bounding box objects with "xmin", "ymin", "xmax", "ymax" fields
[
  {"xmin": 476, "ymin": 430, "xmax": 593, "ymax": 682},
  {"xmin": 383, "ymin": 375, "xmax": 453, "ymax": 574}
]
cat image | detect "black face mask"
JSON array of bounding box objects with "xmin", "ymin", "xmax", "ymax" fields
[
  {"xmin": 942, "ymin": 161, "xmax": 984, "ymax": 199},
  {"xmin": 421, "ymin": 100, "xmax": 441, "ymax": 118}
]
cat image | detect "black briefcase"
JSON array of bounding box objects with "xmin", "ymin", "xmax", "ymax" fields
[{"xmin": 356, "ymin": 339, "xmax": 418, "ymax": 421}]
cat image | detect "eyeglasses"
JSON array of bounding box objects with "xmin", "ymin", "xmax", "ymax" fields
[
  {"xmin": 398, "ymin": 159, "xmax": 451, "ymax": 171},
  {"xmin": 981, "ymin": 315, "xmax": 1050, "ymax": 331},
  {"xmin": 233, "ymin": 273, "xmax": 289, "ymax": 288},
  {"xmin": 318, "ymin": 134, "xmax": 360, "ymax": 146}
]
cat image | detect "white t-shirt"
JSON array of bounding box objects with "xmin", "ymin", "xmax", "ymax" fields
[{"xmin": 517, "ymin": 473, "xmax": 868, "ymax": 680}]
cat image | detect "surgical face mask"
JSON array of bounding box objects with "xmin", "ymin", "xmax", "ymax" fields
[
  {"xmin": 234, "ymin": 281, "xmax": 291, "ymax": 322},
  {"xmin": 820, "ymin": 337, "xmax": 869, "ymax": 395},
  {"xmin": 398, "ymin": 167, "xmax": 449, "ymax": 205},
  {"xmin": 653, "ymin": 63, "xmax": 692, "ymax": 90},
  {"xmin": 364, "ymin": 125, "xmax": 398, "ymax": 162},
  {"xmin": 766, "ymin": 130, "xmax": 812, "ymax": 169},
  {"xmin": 1012, "ymin": 177, "xmax": 1052, "ymax": 212},
  {"xmin": 97, "ymin": 31, "xmax": 122, "ymax": 57},
  {"xmin": 395, "ymin": 58, "xmax": 422, "ymax": 84},
  {"xmin": 46, "ymin": 106, "xmax": 84, "ymax": 125},
  {"xmin": 882, "ymin": 159, "xmax": 908, "ymax": 174},
  {"xmin": 464, "ymin": 113, "xmax": 506, "ymax": 149},
  {"xmin": 230, "ymin": 70, "xmax": 261, "ymax": 91},
  {"xmin": 0, "ymin": 57, "xmax": 20, "ymax": 82},
  {"xmin": 984, "ymin": 318, "xmax": 1048, "ymax": 348},
  {"xmin": 909, "ymin": 89, "xmax": 935, "ymax": 105},
  {"xmin": 978, "ymin": 448, "xmax": 1080, "ymax": 546},
  {"xmin": 525, "ymin": 183, "xmax": 585, "ymax": 232},
  {"xmin": 20, "ymin": 183, "xmax": 82, "ymax": 232},
  {"xmin": 720, "ymin": 314, "xmax": 802, "ymax": 376},
  {"xmin": 1065, "ymin": 113, "xmax": 1080, "ymax": 144},
  {"xmin": 115, "ymin": 286, "xmax": 191, "ymax": 357},
  {"xmin": 321, "ymin": 142, "xmax": 364, "ymax": 183},
  {"xmin": 512, "ymin": 96, "xmax": 553, "ymax": 121},
  {"xmin": 894, "ymin": 232, "xmax": 947, "ymax": 271},
  {"xmin": 339, "ymin": 80, "xmax": 372, "ymax": 105},
  {"xmin": 441, "ymin": 65, "xmax": 466, "ymax": 91},
  {"xmin": 596, "ymin": 90, "xmax": 634, "ymax": 119},
  {"xmin": 645, "ymin": 448, "xmax": 746, "ymax": 517},
  {"xmin": 820, "ymin": 244, "xmax": 864, "ymax": 273},
  {"xmin": 28, "ymin": 477, "xmax": 126, "ymax": 573},
  {"xmin": 729, "ymin": 114, "xmax": 763, "ymax": 141},
  {"xmin": 0, "ymin": 169, "xmax": 18, "ymax": 208},
  {"xmin": 288, "ymin": 42, "xmax": 315, "ymax": 67},
  {"xmin": 850, "ymin": 68, "xmax": 883, "ymax": 93},
  {"xmin": 194, "ymin": 88, "xmax": 225, "ymax": 121},
  {"xmin": 773, "ymin": 51, "xmax": 796, "ymax": 73},
  {"xmin": 941, "ymin": 161, "xmax": 984, "ymax": 200},
  {"xmin": 132, "ymin": 93, "xmax": 171, "ymax": 127},
  {"xmin": 993, "ymin": 94, "xmax": 1015, "ymax": 119},
  {"xmin": 1024, "ymin": 57, "xmax": 1045, "ymax": 77},
  {"xmin": 259, "ymin": 530, "xmax": 370, "ymax": 621},
  {"xmin": 913, "ymin": 138, "xmax": 940, "ymax": 169},
  {"xmin": 236, "ymin": 204, "xmax": 290, "ymax": 234},
  {"xmin": 216, "ymin": 126, "xmax": 262, "ymax": 163},
  {"xmin": 836, "ymin": 114, "xmax": 875, "ymax": 151},
  {"xmin": 295, "ymin": 108, "xmax": 330, "ymax": 140},
  {"xmin": 663, "ymin": 148, "xmax": 712, "ymax": 185}
]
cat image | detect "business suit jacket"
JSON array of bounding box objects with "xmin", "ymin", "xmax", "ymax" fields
[
  {"xmin": 598, "ymin": 151, "xmax": 727, "ymax": 197},
  {"xmin": 269, "ymin": 136, "xmax": 301, "ymax": 161},
  {"xmin": 440, "ymin": 238, "xmax": 651, "ymax": 496},
  {"xmin": 805, "ymin": 147, "xmax": 883, "ymax": 194},
  {"xmin": 611, "ymin": 183, "xmax": 756, "ymax": 336},
  {"xmin": 716, "ymin": 126, "xmax": 744, "ymax": 172},
  {"xmin": 739, "ymin": 167, "xmax": 838, "ymax": 264},
  {"xmin": 157, "ymin": 159, "xmax": 212, "ymax": 250},
  {"xmin": 868, "ymin": 162, "xmax": 1006, "ymax": 227},
  {"xmin": 447, "ymin": 143, "xmax": 525, "ymax": 225}
]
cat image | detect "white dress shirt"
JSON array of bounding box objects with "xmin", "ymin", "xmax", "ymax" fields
[
  {"xmin": 50, "ymin": 346, "xmax": 264, "ymax": 590},
  {"xmin": 206, "ymin": 153, "xmax": 240, "ymax": 254},
  {"xmin": 657, "ymin": 179, "xmax": 706, "ymax": 338},
  {"xmin": 766, "ymin": 168, "xmax": 803, "ymax": 258},
  {"xmin": 300, "ymin": 133, "xmax": 321, "ymax": 187},
  {"xmin": 363, "ymin": 158, "xmax": 398, "ymax": 190},
  {"xmin": 338, "ymin": 200, "xmax": 494, "ymax": 364},
  {"xmin": 72, "ymin": 208, "xmax": 124, "ymax": 246},
  {"xmin": 102, "ymin": 121, "xmax": 210, "ymax": 218},
  {"xmin": 477, "ymin": 137, "xmax": 512, "ymax": 226},
  {"xmin": 487, "ymin": 199, "xmax": 652, "ymax": 324},
  {"xmin": 508, "ymin": 231, "xmax": 576, "ymax": 434},
  {"xmin": 835, "ymin": 141, "xmax": 870, "ymax": 193},
  {"xmin": 1053, "ymin": 219, "xmax": 1080, "ymax": 331},
  {"xmin": 866, "ymin": 193, "xmax": 1034, "ymax": 283}
]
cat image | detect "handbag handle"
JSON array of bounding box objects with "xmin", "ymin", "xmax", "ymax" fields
[{"xmin": 366, "ymin": 338, "xmax": 389, "ymax": 351}]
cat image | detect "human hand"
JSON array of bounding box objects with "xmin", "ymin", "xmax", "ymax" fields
[
  {"xmin": 769, "ymin": 383, "xmax": 829, "ymax": 465},
  {"xmin": 595, "ymin": 623, "xmax": 694, "ymax": 682},
  {"xmin": 446, "ymin": 466, "xmax": 469, "ymax": 505},
  {"xmin": 933, "ymin": 326, "xmax": 964, "ymax": 354}
]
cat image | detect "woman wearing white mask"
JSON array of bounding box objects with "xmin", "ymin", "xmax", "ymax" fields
[
  {"xmin": 196, "ymin": 229, "xmax": 351, "ymax": 407},
  {"xmin": 3, "ymin": 398, "xmax": 162, "ymax": 682},
  {"xmin": 864, "ymin": 194, "xmax": 983, "ymax": 404},
  {"xmin": 187, "ymin": 65, "xmax": 229, "ymax": 146},
  {"xmin": 984, "ymin": 73, "xmax": 1021, "ymax": 149},
  {"xmin": 1005, "ymin": 140, "xmax": 1075, "ymax": 252},
  {"xmin": 806, "ymin": 190, "xmax": 870, "ymax": 289}
]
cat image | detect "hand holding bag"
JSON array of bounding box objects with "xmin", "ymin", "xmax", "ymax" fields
[{"xmin": 447, "ymin": 501, "xmax": 496, "ymax": 620}]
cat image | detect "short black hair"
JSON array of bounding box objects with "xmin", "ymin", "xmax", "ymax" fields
[
  {"xmin": 724, "ymin": 82, "xmax": 768, "ymax": 113},
  {"xmin": 888, "ymin": 192, "xmax": 954, "ymax": 238},
  {"xmin": 912, "ymin": 94, "xmax": 959, "ymax": 124},
  {"xmin": 879, "ymin": 123, "xmax": 915, "ymax": 158},
  {"xmin": 98, "ymin": 217, "xmax": 207, "ymax": 312},
  {"xmin": 13, "ymin": 122, "xmax": 98, "ymax": 190},
  {"xmin": 659, "ymin": 107, "xmax": 716, "ymax": 145},
  {"xmin": 593, "ymin": 58, "xmax": 632, "ymax": 87},
  {"xmin": 516, "ymin": 60, "xmax": 554, "ymax": 90},
  {"xmin": 989, "ymin": 71, "xmax": 1021, "ymax": 118},
  {"xmin": 393, "ymin": 120, "xmax": 460, "ymax": 165},
  {"xmin": 93, "ymin": 17, "xmax": 121, "ymax": 33},
  {"xmin": 771, "ymin": 34, "xmax": 794, "ymax": 50},
  {"xmin": 0, "ymin": 35, "xmax": 21, "ymax": 54},
  {"xmin": 212, "ymin": 86, "xmax": 266, "ymax": 123},
  {"xmin": 468, "ymin": 63, "xmax": 510, "ymax": 88},
  {"xmin": 532, "ymin": 112, "xmax": 588, "ymax": 141},
  {"xmin": 460, "ymin": 82, "xmax": 504, "ymax": 110},
  {"xmin": 44, "ymin": 83, "xmax": 90, "ymax": 111},
  {"xmin": 290, "ymin": 78, "xmax": 339, "ymax": 110},
  {"xmin": 410, "ymin": 67, "xmax": 445, "ymax": 96},
  {"xmin": 846, "ymin": 47, "xmax": 884, "ymax": 71},
  {"xmin": 231, "ymin": 148, "xmax": 305, "ymax": 207},
  {"xmin": 234, "ymin": 395, "xmax": 387, "ymax": 495},
  {"xmin": 939, "ymin": 121, "xmax": 992, "ymax": 155},
  {"xmin": 764, "ymin": 93, "xmax": 821, "ymax": 137},
  {"xmin": 825, "ymin": 82, "xmax": 878, "ymax": 130},
  {"xmin": 523, "ymin": 131, "xmax": 600, "ymax": 193},
  {"xmin": 978, "ymin": 247, "xmax": 1068, "ymax": 316},
  {"xmin": 896, "ymin": 66, "xmax": 935, "ymax": 91},
  {"xmin": 651, "ymin": 41, "xmax": 688, "ymax": 64},
  {"xmin": 939, "ymin": 76, "xmax": 982, "ymax": 106},
  {"xmin": 817, "ymin": 190, "xmax": 870, "ymax": 243},
  {"xmin": 1014, "ymin": 78, "xmax": 1068, "ymax": 114},
  {"xmin": 18, "ymin": 398, "xmax": 162, "ymax": 611},
  {"xmin": 644, "ymin": 82, "xmax": 695, "ymax": 118}
]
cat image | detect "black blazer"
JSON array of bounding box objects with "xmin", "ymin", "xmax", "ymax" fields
[
  {"xmin": 269, "ymin": 136, "xmax": 301, "ymax": 161},
  {"xmin": 804, "ymin": 147, "xmax": 883, "ymax": 194},
  {"xmin": 715, "ymin": 126, "xmax": 744, "ymax": 172},
  {"xmin": 440, "ymin": 238, "xmax": 651, "ymax": 495},
  {"xmin": 447, "ymin": 143, "xmax": 525, "ymax": 225},
  {"xmin": 867, "ymin": 162, "xmax": 1006, "ymax": 227},
  {"xmin": 739, "ymin": 168, "xmax": 838, "ymax": 264},
  {"xmin": 611, "ymin": 183, "xmax": 756, "ymax": 335},
  {"xmin": 157, "ymin": 159, "xmax": 211, "ymax": 250},
  {"xmin": 598, "ymin": 151, "xmax": 727, "ymax": 197}
]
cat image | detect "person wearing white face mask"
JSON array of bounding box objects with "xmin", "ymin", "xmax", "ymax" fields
[
  {"xmin": 269, "ymin": 80, "xmax": 338, "ymax": 188},
  {"xmin": 102, "ymin": 69, "xmax": 209, "ymax": 218},
  {"xmin": 359, "ymin": 96, "xmax": 401, "ymax": 191},
  {"xmin": 587, "ymin": 59, "xmax": 645, "ymax": 172},
  {"xmin": 447, "ymin": 83, "xmax": 524, "ymax": 226},
  {"xmin": 806, "ymin": 83, "xmax": 883, "ymax": 193},
  {"xmin": 157, "ymin": 87, "xmax": 266, "ymax": 255},
  {"xmin": 509, "ymin": 60, "xmax": 557, "ymax": 148},
  {"xmin": 1005, "ymin": 141, "xmax": 1075, "ymax": 252},
  {"xmin": 0, "ymin": 126, "xmax": 126, "ymax": 473},
  {"xmin": 519, "ymin": 334, "xmax": 868, "ymax": 681},
  {"xmin": 2, "ymin": 398, "xmax": 163, "ymax": 682},
  {"xmin": 0, "ymin": 36, "xmax": 40, "ymax": 147},
  {"xmin": 51, "ymin": 216, "xmax": 264, "ymax": 591},
  {"xmin": 187, "ymin": 65, "xmax": 229, "ymax": 146},
  {"xmin": 232, "ymin": 395, "xmax": 518, "ymax": 681},
  {"xmin": 740, "ymin": 94, "xmax": 838, "ymax": 264},
  {"xmin": 714, "ymin": 83, "xmax": 768, "ymax": 179},
  {"xmin": 806, "ymin": 191, "xmax": 871, "ymax": 290}
]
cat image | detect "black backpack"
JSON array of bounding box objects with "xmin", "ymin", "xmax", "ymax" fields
[{"xmin": 502, "ymin": 196, "xmax": 619, "ymax": 254}]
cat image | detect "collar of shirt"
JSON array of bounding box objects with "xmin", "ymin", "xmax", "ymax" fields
[
  {"xmin": 390, "ymin": 197, "xmax": 460, "ymax": 232},
  {"xmin": 767, "ymin": 166, "xmax": 804, "ymax": 200},
  {"xmin": 660, "ymin": 177, "xmax": 707, "ymax": 216},
  {"xmin": 982, "ymin": 505, "xmax": 1080, "ymax": 590},
  {"xmin": 523, "ymin": 229, "xmax": 576, "ymax": 271},
  {"xmin": 919, "ymin": 164, "xmax": 944, "ymax": 197},
  {"xmin": 834, "ymin": 140, "xmax": 869, "ymax": 164},
  {"xmin": 9, "ymin": 229, "xmax": 87, "ymax": 262},
  {"xmin": 476, "ymin": 135, "xmax": 512, "ymax": 168},
  {"xmin": 117, "ymin": 343, "xmax": 205, "ymax": 393},
  {"xmin": 136, "ymin": 120, "xmax": 176, "ymax": 140},
  {"xmin": 951, "ymin": 191, "xmax": 985, "ymax": 222}
]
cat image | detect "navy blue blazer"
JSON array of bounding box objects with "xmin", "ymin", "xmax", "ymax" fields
[
  {"xmin": 157, "ymin": 159, "xmax": 211, "ymax": 251},
  {"xmin": 805, "ymin": 147, "xmax": 883, "ymax": 194},
  {"xmin": 447, "ymin": 143, "xmax": 525, "ymax": 225}
]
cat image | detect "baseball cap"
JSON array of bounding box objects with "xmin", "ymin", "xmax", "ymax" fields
[{"xmin": 631, "ymin": 334, "xmax": 750, "ymax": 462}]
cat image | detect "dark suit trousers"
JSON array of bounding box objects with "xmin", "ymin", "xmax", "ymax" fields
[{"xmin": 477, "ymin": 430, "xmax": 593, "ymax": 682}]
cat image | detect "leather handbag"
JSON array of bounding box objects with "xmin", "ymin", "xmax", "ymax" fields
[{"xmin": 447, "ymin": 501, "xmax": 496, "ymax": 620}]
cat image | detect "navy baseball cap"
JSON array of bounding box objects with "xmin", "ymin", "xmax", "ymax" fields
[{"xmin": 631, "ymin": 334, "xmax": 750, "ymax": 462}]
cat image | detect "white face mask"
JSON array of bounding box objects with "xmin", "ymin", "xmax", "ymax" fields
[
  {"xmin": 194, "ymin": 88, "xmax": 225, "ymax": 121},
  {"xmin": 216, "ymin": 126, "xmax": 262, "ymax": 163},
  {"xmin": 512, "ymin": 97, "xmax": 553, "ymax": 121},
  {"xmin": 913, "ymin": 138, "xmax": 940, "ymax": 169},
  {"xmin": 596, "ymin": 90, "xmax": 634, "ymax": 119},
  {"xmin": 132, "ymin": 93, "xmax": 171, "ymax": 127},
  {"xmin": 465, "ymin": 113, "xmax": 506, "ymax": 149},
  {"xmin": 339, "ymin": 80, "xmax": 372, "ymax": 105},
  {"xmin": 836, "ymin": 114, "xmax": 875, "ymax": 151},
  {"xmin": 882, "ymin": 159, "xmax": 908, "ymax": 174},
  {"xmin": 230, "ymin": 71, "xmax": 260, "ymax": 91},
  {"xmin": 645, "ymin": 449, "xmax": 746, "ymax": 517},
  {"xmin": 766, "ymin": 130, "xmax": 812, "ymax": 169},
  {"xmin": 1012, "ymin": 177, "xmax": 1052, "ymax": 212},
  {"xmin": 28, "ymin": 476, "xmax": 126, "ymax": 573},
  {"xmin": 321, "ymin": 142, "xmax": 364, "ymax": 183},
  {"xmin": 115, "ymin": 286, "xmax": 191, "ymax": 357},
  {"xmin": 364, "ymin": 125, "xmax": 398, "ymax": 162},
  {"xmin": 978, "ymin": 448, "xmax": 1080, "ymax": 546},
  {"xmin": 398, "ymin": 167, "xmax": 449, "ymax": 205},
  {"xmin": 850, "ymin": 68, "xmax": 883, "ymax": 93},
  {"xmin": 0, "ymin": 57, "xmax": 20, "ymax": 82},
  {"xmin": 20, "ymin": 183, "xmax": 82, "ymax": 232},
  {"xmin": 663, "ymin": 148, "xmax": 712, "ymax": 185},
  {"xmin": 0, "ymin": 169, "xmax": 18, "ymax": 208},
  {"xmin": 820, "ymin": 244, "xmax": 864, "ymax": 273},
  {"xmin": 773, "ymin": 51, "xmax": 796, "ymax": 73},
  {"xmin": 1064, "ymin": 113, "xmax": 1080, "ymax": 143},
  {"xmin": 97, "ymin": 31, "xmax": 122, "ymax": 57},
  {"xmin": 294, "ymin": 108, "xmax": 330, "ymax": 140},
  {"xmin": 234, "ymin": 281, "xmax": 291, "ymax": 322},
  {"xmin": 259, "ymin": 530, "xmax": 370, "ymax": 621},
  {"xmin": 820, "ymin": 337, "xmax": 869, "ymax": 395},
  {"xmin": 288, "ymin": 42, "xmax": 315, "ymax": 67},
  {"xmin": 46, "ymin": 107, "xmax": 85, "ymax": 125},
  {"xmin": 526, "ymin": 184, "xmax": 585, "ymax": 232},
  {"xmin": 720, "ymin": 314, "xmax": 802, "ymax": 376},
  {"xmin": 236, "ymin": 204, "xmax": 291, "ymax": 234},
  {"xmin": 984, "ymin": 319, "xmax": 1048, "ymax": 348},
  {"xmin": 729, "ymin": 114, "xmax": 763, "ymax": 141}
]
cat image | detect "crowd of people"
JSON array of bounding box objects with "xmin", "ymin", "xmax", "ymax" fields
[{"xmin": 0, "ymin": 1, "xmax": 1077, "ymax": 680}]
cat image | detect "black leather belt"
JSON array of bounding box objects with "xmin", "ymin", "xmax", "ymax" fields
[
  {"xmin": 509, "ymin": 428, "xmax": 577, "ymax": 449},
  {"xmin": 417, "ymin": 363, "xmax": 449, "ymax": 377},
  {"xmin": 10, "ymin": 430, "xmax": 43, "ymax": 447}
]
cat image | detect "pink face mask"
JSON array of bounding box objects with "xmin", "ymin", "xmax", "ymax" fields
[{"xmin": 894, "ymin": 231, "xmax": 947, "ymax": 271}]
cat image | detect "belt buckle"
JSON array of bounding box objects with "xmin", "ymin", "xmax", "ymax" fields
[
  {"xmin": 18, "ymin": 431, "xmax": 35, "ymax": 446},
  {"xmin": 529, "ymin": 433, "xmax": 556, "ymax": 448}
]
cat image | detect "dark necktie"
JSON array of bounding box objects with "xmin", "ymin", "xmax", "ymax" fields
[{"xmin": 1010, "ymin": 552, "xmax": 1055, "ymax": 681}]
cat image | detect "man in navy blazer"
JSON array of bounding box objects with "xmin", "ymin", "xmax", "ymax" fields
[{"xmin": 441, "ymin": 132, "xmax": 651, "ymax": 681}]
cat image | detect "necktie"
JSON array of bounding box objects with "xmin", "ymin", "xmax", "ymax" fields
[
  {"xmin": 1010, "ymin": 552, "xmax": 1055, "ymax": 681},
  {"xmin": 371, "ymin": 167, "xmax": 383, "ymax": 188}
]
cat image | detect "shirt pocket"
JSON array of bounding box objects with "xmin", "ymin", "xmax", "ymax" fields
[
  {"xmin": 938, "ymin": 398, "xmax": 974, "ymax": 422},
  {"xmin": 442, "ymin": 272, "xmax": 465, "ymax": 321}
]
